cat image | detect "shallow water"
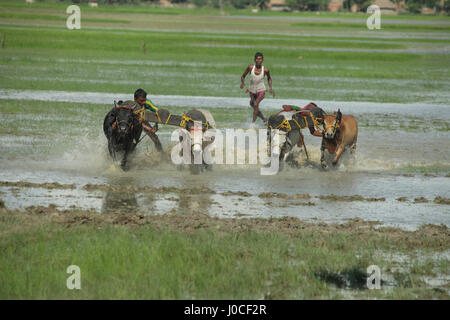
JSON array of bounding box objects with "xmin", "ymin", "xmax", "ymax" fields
[{"xmin": 0, "ymin": 91, "xmax": 449, "ymax": 230}]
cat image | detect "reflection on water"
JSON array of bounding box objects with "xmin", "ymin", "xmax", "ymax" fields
[
  {"xmin": 98, "ymin": 175, "xmax": 215, "ymax": 216},
  {"xmin": 101, "ymin": 190, "xmax": 138, "ymax": 214},
  {"xmin": 101, "ymin": 174, "xmax": 140, "ymax": 213},
  {"xmin": 177, "ymin": 190, "xmax": 213, "ymax": 216}
]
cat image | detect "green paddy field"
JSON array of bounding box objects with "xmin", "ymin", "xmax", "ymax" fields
[{"xmin": 0, "ymin": 1, "xmax": 449, "ymax": 300}]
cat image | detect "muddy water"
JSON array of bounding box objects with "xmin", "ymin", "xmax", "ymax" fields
[{"xmin": 0, "ymin": 90, "xmax": 449, "ymax": 230}]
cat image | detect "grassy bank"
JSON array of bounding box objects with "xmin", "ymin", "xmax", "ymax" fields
[{"xmin": 0, "ymin": 203, "xmax": 448, "ymax": 299}]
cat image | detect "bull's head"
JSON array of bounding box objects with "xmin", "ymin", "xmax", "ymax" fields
[
  {"xmin": 113, "ymin": 107, "xmax": 135, "ymax": 136},
  {"xmin": 189, "ymin": 121, "xmax": 203, "ymax": 158},
  {"xmin": 323, "ymin": 109, "xmax": 342, "ymax": 139}
]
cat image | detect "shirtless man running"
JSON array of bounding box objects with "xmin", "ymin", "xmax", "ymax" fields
[{"xmin": 240, "ymin": 52, "xmax": 275, "ymax": 124}]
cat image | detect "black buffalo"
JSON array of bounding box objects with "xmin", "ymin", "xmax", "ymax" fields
[{"xmin": 103, "ymin": 102, "xmax": 143, "ymax": 170}]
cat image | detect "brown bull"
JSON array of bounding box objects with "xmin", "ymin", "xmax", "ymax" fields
[{"xmin": 320, "ymin": 109, "xmax": 358, "ymax": 168}]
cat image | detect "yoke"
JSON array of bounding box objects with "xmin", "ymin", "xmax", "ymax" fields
[
  {"xmin": 268, "ymin": 112, "xmax": 320, "ymax": 133},
  {"xmin": 140, "ymin": 108, "xmax": 213, "ymax": 131}
]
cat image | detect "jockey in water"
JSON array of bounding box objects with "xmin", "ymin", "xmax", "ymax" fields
[
  {"xmin": 132, "ymin": 88, "xmax": 163, "ymax": 152},
  {"xmin": 240, "ymin": 52, "xmax": 275, "ymax": 125},
  {"xmin": 279, "ymin": 102, "xmax": 325, "ymax": 147}
]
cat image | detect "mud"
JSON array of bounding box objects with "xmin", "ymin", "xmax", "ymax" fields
[
  {"xmin": 434, "ymin": 197, "xmax": 450, "ymax": 205},
  {"xmin": 82, "ymin": 183, "xmax": 216, "ymax": 195},
  {"xmin": 424, "ymin": 173, "xmax": 437, "ymax": 177},
  {"xmin": 234, "ymin": 212, "xmax": 251, "ymax": 217},
  {"xmin": 259, "ymin": 192, "xmax": 290, "ymax": 199},
  {"xmin": 0, "ymin": 181, "xmax": 441, "ymax": 207},
  {"xmin": 289, "ymin": 194, "xmax": 312, "ymax": 200},
  {"xmin": 319, "ymin": 194, "xmax": 386, "ymax": 202},
  {"xmin": 258, "ymin": 192, "xmax": 311, "ymax": 200},
  {"xmin": 221, "ymin": 191, "xmax": 252, "ymax": 197},
  {"xmin": 414, "ymin": 197, "xmax": 430, "ymax": 203},
  {"xmin": 290, "ymin": 201, "xmax": 316, "ymax": 206},
  {"xmin": 0, "ymin": 181, "xmax": 75, "ymax": 189},
  {"xmin": 0, "ymin": 204, "xmax": 448, "ymax": 250}
]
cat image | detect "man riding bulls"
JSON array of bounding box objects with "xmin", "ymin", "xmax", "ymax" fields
[{"xmin": 131, "ymin": 88, "xmax": 163, "ymax": 152}]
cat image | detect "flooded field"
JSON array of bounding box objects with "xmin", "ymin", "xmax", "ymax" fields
[
  {"xmin": 0, "ymin": 90, "xmax": 449, "ymax": 231},
  {"xmin": 0, "ymin": 3, "xmax": 448, "ymax": 232},
  {"xmin": 0, "ymin": 2, "xmax": 449, "ymax": 300}
]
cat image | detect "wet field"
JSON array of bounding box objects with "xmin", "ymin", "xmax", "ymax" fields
[
  {"xmin": 0, "ymin": 90, "xmax": 449, "ymax": 231},
  {"xmin": 0, "ymin": 6, "xmax": 449, "ymax": 231},
  {"xmin": 0, "ymin": 3, "xmax": 449, "ymax": 299}
]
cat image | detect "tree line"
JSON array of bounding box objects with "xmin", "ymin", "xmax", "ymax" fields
[{"xmin": 67, "ymin": 0, "xmax": 450, "ymax": 13}]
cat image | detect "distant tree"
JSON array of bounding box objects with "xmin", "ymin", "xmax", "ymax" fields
[
  {"xmin": 404, "ymin": 0, "xmax": 443, "ymax": 13},
  {"xmin": 359, "ymin": 0, "xmax": 372, "ymax": 11},
  {"xmin": 228, "ymin": 0, "xmax": 269, "ymax": 9},
  {"xmin": 286, "ymin": 0, "xmax": 329, "ymax": 11},
  {"xmin": 406, "ymin": 0, "xmax": 422, "ymax": 12},
  {"xmin": 228, "ymin": 0, "xmax": 249, "ymax": 8},
  {"xmin": 191, "ymin": 0, "xmax": 209, "ymax": 6}
]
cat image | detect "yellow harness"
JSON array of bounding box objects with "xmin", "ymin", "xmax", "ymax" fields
[
  {"xmin": 133, "ymin": 107, "xmax": 146, "ymax": 121},
  {"xmin": 180, "ymin": 114, "xmax": 212, "ymax": 130},
  {"xmin": 269, "ymin": 113, "xmax": 322, "ymax": 133},
  {"xmin": 312, "ymin": 116, "xmax": 324, "ymax": 132},
  {"xmin": 268, "ymin": 116, "xmax": 293, "ymax": 131},
  {"xmin": 136, "ymin": 108, "xmax": 211, "ymax": 130},
  {"xmin": 179, "ymin": 114, "xmax": 193, "ymax": 129}
]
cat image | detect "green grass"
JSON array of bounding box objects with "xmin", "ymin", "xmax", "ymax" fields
[
  {"xmin": 0, "ymin": 210, "xmax": 448, "ymax": 299},
  {"xmin": 291, "ymin": 22, "xmax": 450, "ymax": 32},
  {"xmin": 0, "ymin": 23, "xmax": 448, "ymax": 103},
  {"xmin": 0, "ymin": 0, "xmax": 448, "ymax": 104},
  {"xmin": 0, "ymin": 12, "xmax": 130, "ymax": 24},
  {"xmin": 2, "ymin": 224, "xmax": 300, "ymax": 299}
]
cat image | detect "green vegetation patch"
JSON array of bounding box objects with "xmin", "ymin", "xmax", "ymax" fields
[
  {"xmin": 0, "ymin": 205, "xmax": 448, "ymax": 299},
  {"xmin": 0, "ymin": 12, "xmax": 130, "ymax": 24},
  {"xmin": 291, "ymin": 22, "xmax": 450, "ymax": 32}
]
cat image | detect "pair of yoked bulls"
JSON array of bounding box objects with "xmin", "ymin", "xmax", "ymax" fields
[{"xmin": 103, "ymin": 101, "xmax": 357, "ymax": 172}]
